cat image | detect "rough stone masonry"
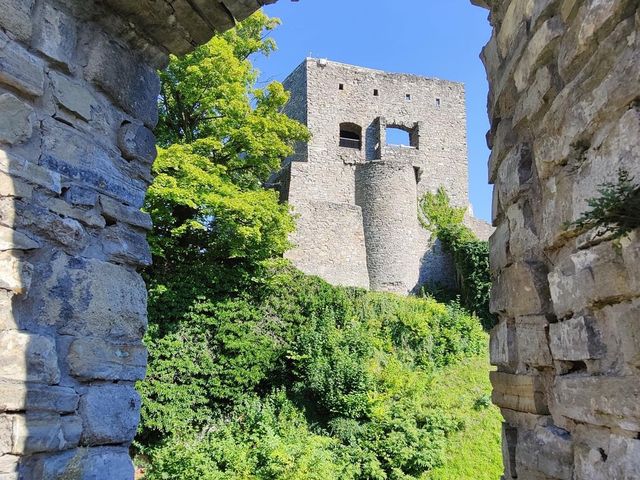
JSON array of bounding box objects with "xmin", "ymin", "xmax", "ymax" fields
[
  {"xmin": 477, "ymin": 0, "xmax": 640, "ymax": 478},
  {"xmin": 0, "ymin": 0, "xmax": 637, "ymax": 479},
  {"xmin": 0, "ymin": 1, "xmax": 269, "ymax": 478},
  {"xmin": 273, "ymin": 59, "xmax": 492, "ymax": 294}
]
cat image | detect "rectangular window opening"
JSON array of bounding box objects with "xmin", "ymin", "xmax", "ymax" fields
[
  {"xmin": 405, "ymin": 93, "xmax": 412, "ymax": 101},
  {"xmin": 436, "ymin": 98, "xmax": 441, "ymax": 108},
  {"xmin": 373, "ymin": 89, "xmax": 379, "ymax": 96},
  {"xmin": 339, "ymin": 83, "xmax": 344, "ymax": 90}
]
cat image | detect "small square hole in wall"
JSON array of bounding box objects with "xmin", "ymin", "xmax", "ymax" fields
[
  {"xmin": 339, "ymin": 83, "xmax": 344, "ymax": 90},
  {"xmin": 373, "ymin": 89, "xmax": 379, "ymax": 96},
  {"xmin": 405, "ymin": 93, "xmax": 412, "ymax": 101},
  {"xmin": 436, "ymin": 98, "xmax": 441, "ymax": 108}
]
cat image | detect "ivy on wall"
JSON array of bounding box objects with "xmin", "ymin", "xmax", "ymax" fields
[{"xmin": 419, "ymin": 187, "xmax": 496, "ymax": 329}]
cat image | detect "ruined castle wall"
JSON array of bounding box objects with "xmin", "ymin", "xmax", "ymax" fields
[
  {"xmin": 0, "ymin": 0, "xmax": 265, "ymax": 478},
  {"xmin": 482, "ymin": 0, "xmax": 640, "ymax": 478},
  {"xmin": 281, "ymin": 59, "xmax": 471, "ymax": 291}
]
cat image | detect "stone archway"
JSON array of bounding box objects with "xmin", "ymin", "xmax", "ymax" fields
[{"xmin": 0, "ymin": 1, "xmax": 637, "ymax": 478}]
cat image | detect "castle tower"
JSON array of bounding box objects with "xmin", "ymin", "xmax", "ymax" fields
[{"xmin": 275, "ymin": 58, "xmax": 471, "ymax": 294}]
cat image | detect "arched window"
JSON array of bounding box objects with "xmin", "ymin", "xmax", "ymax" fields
[{"xmin": 339, "ymin": 122, "xmax": 362, "ymax": 149}]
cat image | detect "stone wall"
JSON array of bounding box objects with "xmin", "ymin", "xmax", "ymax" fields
[
  {"xmin": 480, "ymin": 0, "xmax": 640, "ymax": 478},
  {"xmin": 0, "ymin": 1, "xmax": 265, "ymax": 478},
  {"xmin": 279, "ymin": 58, "xmax": 475, "ymax": 293}
]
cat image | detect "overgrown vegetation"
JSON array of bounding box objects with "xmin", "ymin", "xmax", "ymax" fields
[
  {"xmin": 569, "ymin": 168, "xmax": 640, "ymax": 240},
  {"xmin": 136, "ymin": 12, "xmax": 500, "ymax": 479},
  {"xmin": 138, "ymin": 265, "xmax": 487, "ymax": 479},
  {"xmin": 419, "ymin": 188, "xmax": 495, "ymax": 329}
]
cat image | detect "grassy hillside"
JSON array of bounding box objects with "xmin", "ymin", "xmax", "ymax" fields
[{"xmin": 422, "ymin": 355, "xmax": 502, "ymax": 480}]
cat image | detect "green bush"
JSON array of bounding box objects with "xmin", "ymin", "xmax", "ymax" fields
[
  {"xmin": 137, "ymin": 263, "xmax": 486, "ymax": 479},
  {"xmin": 419, "ymin": 188, "xmax": 496, "ymax": 329}
]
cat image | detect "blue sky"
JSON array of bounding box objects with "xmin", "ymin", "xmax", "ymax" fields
[{"xmin": 254, "ymin": 0, "xmax": 493, "ymax": 222}]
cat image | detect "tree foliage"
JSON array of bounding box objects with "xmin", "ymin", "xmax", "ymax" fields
[
  {"xmin": 146, "ymin": 11, "xmax": 308, "ymax": 291},
  {"xmin": 569, "ymin": 168, "xmax": 640, "ymax": 240},
  {"xmin": 419, "ymin": 188, "xmax": 495, "ymax": 329}
]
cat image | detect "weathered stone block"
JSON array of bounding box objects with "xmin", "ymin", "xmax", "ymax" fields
[
  {"xmin": 0, "ymin": 30, "xmax": 45, "ymax": 97},
  {"xmin": 46, "ymin": 197, "xmax": 105, "ymax": 229},
  {"xmin": 28, "ymin": 446, "xmax": 134, "ymax": 480},
  {"xmin": 0, "ymin": 151, "xmax": 62, "ymax": 194},
  {"xmin": 514, "ymin": 17, "xmax": 565, "ymax": 92},
  {"xmin": 489, "ymin": 221, "xmax": 510, "ymax": 273},
  {"xmin": 513, "ymin": 66, "xmax": 554, "ymax": 126},
  {"xmin": 0, "ymin": 94, "xmax": 33, "ymax": 145},
  {"xmin": 0, "ymin": 383, "xmax": 78, "ymax": 413},
  {"xmin": 0, "ymin": 171, "xmax": 32, "ymax": 199},
  {"xmin": 101, "ymin": 223, "xmax": 152, "ymax": 266},
  {"xmin": 549, "ymin": 316, "xmax": 606, "ymax": 361},
  {"xmin": 84, "ymin": 32, "xmax": 159, "ymax": 126},
  {"xmin": 490, "ymin": 261, "xmax": 549, "ymax": 316},
  {"xmin": 15, "ymin": 201, "xmax": 87, "ymax": 249},
  {"xmin": 0, "ymin": 331, "xmax": 59, "ymax": 384},
  {"xmin": 0, "ymin": 291, "xmax": 16, "ymax": 331},
  {"xmin": 98, "ymin": 195, "xmax": 152, "ymax": 230},
  {"xmin": 0, "ymin": 225, "xmax": 39, "ymax": 251},
  {"xmin": 40, "ymin": 253, "xmax": 147, "ymax": 341},
  {"xmin": 33, "ymin": 3, "xmax": 76, "ymax": 67},
  {"xmin": 0, "ymin": 416, "xmax": 11, "ymax": 454},
  {"xmin": 79, "ymin": 385, "xmax": 140, "ymax": 445},
  {"xmin": 491, "ymin": 371, "xmax": 549, "ymax": 414},
  {"xmin": 68, "ymin": 337, "xmax": 147, "ymax": 381},
  {"xmin": 496, "ymin": 0, "xmax": 534, "ymax": 57},
  {"xmin": 516, "ymin": 316, "xmax": 553, "ymax": 368},
  {"xmin": 517, "ymin": 424, "xmax": 573, "ymax": 479},
  {"xmin": 601, "ymin": 299, "xmax": 640, "ymax": 368},
  {"xmin": 496, "ymin": 144, "xmax": 533, "ymax": 208},
  {"xmin": 10, "ymin": 413, "xmax": 81, "ymax": 454},
  {"xmin": 549, "ymin": 237, "xmax": 640, "ymax": 318},
  {"xmin": 490, "ymin": 318, "xmax": 516, "ymax": 368},
  {"xmin": 0, "ymin": 0, "xmax": 34, "ymax": 42},
  {"xmin": 558, "ymin": 0, "xmax": 631, "ymax": 80},
  {"xmin": 0, "ymin": 454, "xmax": 18, "ymax": 475},
  {"xmin": 553, "ymin": 375, "xmax": 640, "ymax": 431},
  {"xmin": 117, "ymin": 122, "xmax": 157, "ymax": 164},
  {"xmin": 49, "ymin": 71, "xmax": 95, "ymax": 120},
  {"xmin": 39, "ymin": 121, "xmax": 146, "ymax": 206},
  {"xmin": 506, "ymin": 201, "xmax": 539, "ymax": 260},
  {"xmin": 575, "ymin": 431, "xmax": 640, "ymax": 480},
  {"xmin": 62, "ymin": 185, "xmax": 98, "ymax": 207}
]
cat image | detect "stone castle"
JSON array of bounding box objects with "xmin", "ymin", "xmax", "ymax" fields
[{"xmin": 273, "ymin": 58, "xmax": 491, "ymax": 293}]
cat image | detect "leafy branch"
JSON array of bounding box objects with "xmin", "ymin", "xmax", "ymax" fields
[{"xmin": 569, "ymin": 168, "xmax": 640, "ymax": 240}]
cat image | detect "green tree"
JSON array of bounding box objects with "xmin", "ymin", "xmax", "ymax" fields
[
  {"xmin": 139, "ymin": 12, "xmax": 308, "ymax": 446},
  {"xmin": 146, "ymin": 11, "xmax": 308, "ymax": 287}
]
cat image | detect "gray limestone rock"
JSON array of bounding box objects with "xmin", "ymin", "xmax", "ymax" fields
[
  {"xmin": 79, "ymin": 385, "xmax": 140, "ymax": 445},
  {"xmin": 0, "ymin": 331, "xmax": 58, "ymax": 384}
]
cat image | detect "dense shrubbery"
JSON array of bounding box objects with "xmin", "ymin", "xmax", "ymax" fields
[
  {"xmin": 419, "ymin": 188, "xmax": 495, "ymax": 329},
  {"xmin": 137, "ymin": 262, "xmax": 486, "ymax": 479}
]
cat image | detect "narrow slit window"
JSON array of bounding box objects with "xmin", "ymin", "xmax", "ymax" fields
[
  {"xmin": 436, "ymin": 98, "xmax": 441, "ymax": 108},
  {"xmin": 339, "ymin": 122, "xmax": 362, "ymax": 149}
]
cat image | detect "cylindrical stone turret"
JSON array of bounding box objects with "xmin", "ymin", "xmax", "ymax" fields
[{"xmin": 355, "ymin": 160, "xmax": 420, "ymax": 293}]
